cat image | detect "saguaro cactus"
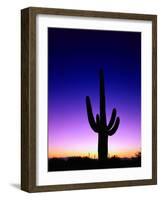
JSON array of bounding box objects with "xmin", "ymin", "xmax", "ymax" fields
[{"xmin": 86, "ymin": 69, "xmax": 120, "ymax": 160}]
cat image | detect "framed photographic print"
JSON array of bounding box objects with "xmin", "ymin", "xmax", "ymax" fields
[{"xmin": 21, "ymin": 7, "xmax": 157, "ymax": 192}]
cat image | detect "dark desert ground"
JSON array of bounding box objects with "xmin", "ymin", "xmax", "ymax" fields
[{"xmin": 48, "ymin": 153, "xmax": 141, "ymax": 171}]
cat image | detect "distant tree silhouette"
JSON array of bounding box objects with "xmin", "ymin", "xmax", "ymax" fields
[{"xmin": 86, "ymin": 69, "xmax": 120, "ymax": 161}]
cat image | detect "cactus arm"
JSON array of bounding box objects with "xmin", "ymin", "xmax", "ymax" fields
[
  {"xmin": 100, "ymin": 69, "xmax": 107, "ymax": 126},
  {"xmin": 107, "ymin": 117, "xmax": 120, "ymax": 136},
  {"xmin": 96, "ymin": 114, "xmax": 100, "ymax": 125},
  {"xmin": 86, "ymin": 96, "xmax": 98, "ymax": 132},
  {"xmin": 106, "ymin": 108, "xmax": 117, "ymax": 130},
  {"xmin": 96, "ymin": 114, "xmax": 100, "ymax": 129}
]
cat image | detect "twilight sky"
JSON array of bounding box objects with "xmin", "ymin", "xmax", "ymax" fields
[{"xmin": 48, "ymin": 27, "xmax": 141, "ymax": 158}]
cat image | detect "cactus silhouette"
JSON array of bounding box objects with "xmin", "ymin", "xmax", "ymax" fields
[{"xmin": 86, "ymin": 69, "xmax": 120, "ymax": 161}]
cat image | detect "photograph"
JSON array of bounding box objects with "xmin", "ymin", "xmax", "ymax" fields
[
  {"xmin": 48, "ymin": 27, "xmax": 141, "ymax": 172},
  {"xmin": 21, "ymin": 7, "xmax": 157, "ymax": 192}
]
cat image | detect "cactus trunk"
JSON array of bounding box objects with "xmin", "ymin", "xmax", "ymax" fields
[
  {"xmin": 98, "ymin": 132, "xmax": 108, "ymax": 160},
  {"xmin": 99, "ymin": 70, "xmax": 108, "ymax": 160},
  {"xmin": 100, "ymin": 69, "xmax": 106, "ymax": 126}
]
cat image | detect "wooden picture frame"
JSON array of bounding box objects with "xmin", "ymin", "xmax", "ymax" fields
[{"xmin": 21, "ymin": 7, "xmax": 157, "ymax": 192}]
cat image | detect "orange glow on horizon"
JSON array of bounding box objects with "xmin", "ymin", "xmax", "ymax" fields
[{"xmin": 48, "ymin": 148, "xmax": 141, "ymax": 159}]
